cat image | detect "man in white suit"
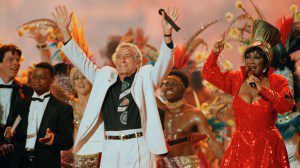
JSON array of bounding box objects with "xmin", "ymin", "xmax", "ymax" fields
[{"xmin": 52, "ymin": 5, "xmax": 178, "ymax": 167}]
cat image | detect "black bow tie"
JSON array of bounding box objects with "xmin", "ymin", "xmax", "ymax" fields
[
  {"xmin": 0, "ymin": 84, "xmax": 14, "ymax": 89},
  {"xmin": 31, "ymin": 94, "xmax": 50, "ymax": 102}
]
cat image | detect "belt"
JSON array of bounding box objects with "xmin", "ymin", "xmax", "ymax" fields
[
  {"xmin": 25, "ymin": 148, "xmax": 35, "ymax": 152},
  {"xmin": 105, "ymin": 132, "xmax": 143, "ymax": 140}
]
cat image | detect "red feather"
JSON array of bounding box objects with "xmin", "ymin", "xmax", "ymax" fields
[
  {"xmin": 173, "ymin": 45, "xmax": 191, "ymax": 70},
  {"xmin": 277, "ymin": 16, "xmax": 294, "ymax": 46}
]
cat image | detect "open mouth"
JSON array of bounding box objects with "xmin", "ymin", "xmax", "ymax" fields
[
  {"xmin": 249, "ymin": 66, "xmax": 257, "ymax": 72},
  {"xmin": 10, "ymin": 67, "xmax": 19, "ymax": 71},
  {"xmin": 166, "ymin": 90, "xmax": 174, "ymax": 95},
  {"xmin": 77, "ymin": 85, "xmax": 85, "ymax": 88}
]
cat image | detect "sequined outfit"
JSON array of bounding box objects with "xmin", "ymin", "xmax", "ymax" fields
[
  {"xmin": 202, "ymin": 51, "xmax": 293, "ymax": 168},
  {"xmin": 61, "ymin": 100, "xmax": 99, "ymax": 168},
  {"xmin": 274, "ymin": 67, "xmax": 294, "ymax": 96},
  {"xmin": 275, "ymin": 68, "xmax": 300, "ymax": 167},
  {"xmin": 157, "ymin": 155, "xmax": 201, "ymax": 168}
]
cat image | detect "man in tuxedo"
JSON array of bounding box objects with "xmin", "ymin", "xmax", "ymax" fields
[
  {"xmin": 52, "ymin": 5, "xmax": 178, "ymax": 167},
  {"xmin": 5, "ymin": 62, "xmax": 74, "ymax": 168},
  {"xmin": 0, "ymin": 44, "xmax": 33, "ymax": 167}
]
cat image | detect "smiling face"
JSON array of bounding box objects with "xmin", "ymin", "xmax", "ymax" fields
[
  {"xmin": 31, "ymin": 67, "xmax": 53, "ymax": 95},
  {"xmin": 244, "ymin": 48, "xmax": 268, "ymax": 76},
  {"xmin": 0, "ymin": 51, "xmax": 21, "ymax": 82},
  {"xmin": 71, "ymin": 69, "xmax": 92, "ymax": 96},
  {"xmin": 114, "ymin": 44, "xmax": 141, "ymax": 78},
  {"xmin": 161, "ymin": 75, "xmax": 185, "ymax": 103}
]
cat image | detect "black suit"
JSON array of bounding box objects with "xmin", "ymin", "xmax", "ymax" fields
[
  {"xmin": 0, "ymin": 80, "xmax": 33, "ymax": 167},
  {"xmin": 9, "ymin": 94, "xmax": 74, "ymax": 168}
]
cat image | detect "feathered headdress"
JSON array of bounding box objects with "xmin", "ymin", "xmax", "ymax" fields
[
  {"xmin": 249, "ymin": 19, "xmax": 281, "ymax": 64},
  {"xmin": 17, "ymin": 18, "xmax": 59, "ymax": 39},
  {"xmin": 277, "ymin": 15, "xmax": 300, "ymax": 54}
]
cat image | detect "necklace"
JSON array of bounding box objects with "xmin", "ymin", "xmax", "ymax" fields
[{"xmin": 166, "ymin": 99, "xmax": 185, "ymax": 110}]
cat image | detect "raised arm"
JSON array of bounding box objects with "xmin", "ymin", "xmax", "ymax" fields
[
  {"xmin": 52, "ymin": 6, "xmax": 97, "ymax": 83},
  {"xmin": 202, "ymin": 41, "xmax": 235, "ymax": 95},
  {"xmin": 151, "ymin": 9, "xmax": 179, "ymax": 88}
]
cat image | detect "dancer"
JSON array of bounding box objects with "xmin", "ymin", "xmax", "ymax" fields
[
  {"xmin": 157, "ymin": 70, "xmax": 224, "ymax": 168},
  {"xmin": 61, "ymin": 67, "xmax": 99, "ymax": 168}
]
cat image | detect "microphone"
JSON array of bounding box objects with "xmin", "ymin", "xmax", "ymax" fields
[
  {"xmin": 247, "ymin": 69, "xmax": 257, "ymax": 88},
  {"xmin": 249, "ymin": 82, "xmax": 256, "ymax": 88},
  {"xmin": 158, "ymin": 9, "xmax": 181, "ymax": 32}
]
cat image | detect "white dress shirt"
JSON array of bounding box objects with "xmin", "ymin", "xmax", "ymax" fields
[
  {"xmin": 0, "ymin": 78, "xmax": 13, "ymax": 126},
  {"xmin": 25, "ymin": 91, "xmax": 50, "ymax": 149}
]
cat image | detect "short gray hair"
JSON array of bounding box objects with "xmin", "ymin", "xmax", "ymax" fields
[{"xmin": 113, "ymin": 43, "xmax": 143, "ymax": 67}]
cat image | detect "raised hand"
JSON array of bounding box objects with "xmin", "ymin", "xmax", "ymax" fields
[
  {"xmin": 212, "ymin": 40, "xmax": 224, "ymax": 54},
  {"xmin": 52, "ymin": 5, "xmax": 72, "ymax": 42},
  {"xmin": 161, "ymin": 8, "xmax": 180, "ymax": 36},
  {"xmin": 52, "ymin": 6, "xmax": 71, "ymax": 30}
]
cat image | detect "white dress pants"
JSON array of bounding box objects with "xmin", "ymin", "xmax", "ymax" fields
[{"xmin": 100, "ymin": 129, "xmax": 156, "ymax": 168}]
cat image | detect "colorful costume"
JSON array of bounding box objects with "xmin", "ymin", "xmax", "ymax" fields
[
  {"xmin": 202, "ymin": 50, "xmax": 293, "ymax": 167},
  {"xmin": 157, "ymin": 155, "xmax": 201, "ymax": 168},
  {"xmin": 274, "ymin": 15, "xmax": 300, "ymax": 168},
  {"xmin": 61, "ymin": 100, "xmax": 99, "ymax": 168},
  {"xmin": 202, "ymin": 19, "xmax": 294, "ymax": 167}
]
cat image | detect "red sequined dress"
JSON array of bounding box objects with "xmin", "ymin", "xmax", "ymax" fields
[{"xmin": 202, "ymin": 51, "xmax": 293, "ymax": 168}]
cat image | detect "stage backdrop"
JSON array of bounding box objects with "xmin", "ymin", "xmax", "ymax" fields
[{"xmin": 0, "ymin": 0, "xmax": 298, "ymax": 72}]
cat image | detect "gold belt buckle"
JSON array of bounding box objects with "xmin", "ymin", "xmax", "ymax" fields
[{"xmin": 120, "ymin": 133, "xmax": 125, "ymax": 141}]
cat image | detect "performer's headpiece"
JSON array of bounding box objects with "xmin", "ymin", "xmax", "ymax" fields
[{"xmin": 248, "ymin": 19, "xmax": 281, "ymax": 64}]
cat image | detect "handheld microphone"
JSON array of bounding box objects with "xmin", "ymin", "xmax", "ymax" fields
[
  {"xmin": 247, "ymin": 69, "xmax": 257, "ymax": 88},
  {"xmin": 249, "ymin": 82, "xmax": 256, "ymax": 88},
  {"xmin": 158, "ymin": 9, "xmax": 181, "ymax": 32}
]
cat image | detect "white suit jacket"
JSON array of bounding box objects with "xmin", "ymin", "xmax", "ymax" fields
[{"xmin": 61, "ymin": 39, "xmax": 174, "ymax": 155}]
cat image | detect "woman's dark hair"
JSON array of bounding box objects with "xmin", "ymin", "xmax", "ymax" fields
[
  {"xmin": 0, "ymin": 44, "xmax": 22, "ymax": 62},
  {"xmin": 244, "ymin": 46, "xmax": 269, "ymax": 76},
  {"xmin": 35, "ymin": 62, "xmax": 55, "ymax": 78},
  {"xmin": 271, "ymin": 43, "xmax": 295, "ymax": 72}
]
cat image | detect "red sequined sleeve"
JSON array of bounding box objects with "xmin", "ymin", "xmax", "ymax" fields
[
  {"xmin": 259, "ymin": 76, "xmax": 293, "ymax": 114},
  {"xmin": 202, "ymin": 51, "xmax": 235, "ymax": 95}
]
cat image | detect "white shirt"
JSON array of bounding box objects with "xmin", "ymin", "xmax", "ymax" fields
[
  {"xmin": 25, "ymin": 91, "xmax": 50, "ymax": 149},
  {"xmin": 0, "ymin": 78, "xmax": 13, "ymax": 126}
]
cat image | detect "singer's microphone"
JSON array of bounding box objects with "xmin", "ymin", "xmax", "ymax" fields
[
  {"xmin": 158, "ymin": 9, "xmax": 181, "ymax": 32},
  {"xmin": 249, "ymin": 82, "xmax": 256, "ymax": 88},
  {"xmin": 247, "ymin": 69, "xmax": 257, "ymax": 88}
]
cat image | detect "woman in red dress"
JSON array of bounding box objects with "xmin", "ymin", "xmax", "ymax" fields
[{"xmin": 202, "ymin": 20, "xmax": 294, "ymax": 168}]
